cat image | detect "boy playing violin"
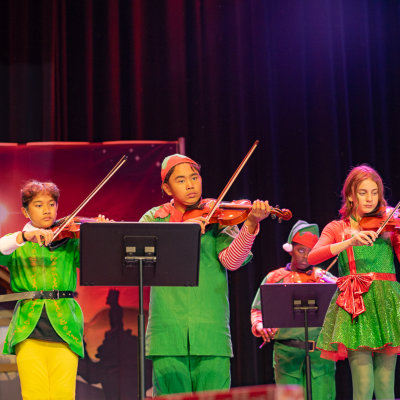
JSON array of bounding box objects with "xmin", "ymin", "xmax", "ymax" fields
[
  {"xmin": 251, "ymin": 220, "xmax": 336, "ymax": 399},
  {"xmin": 0, "ymin": 180, "xmax": 108, "ymax": 400},
  {"xmin": 140, "ymin": 154, "xmax": 270, "ymax": 396}
]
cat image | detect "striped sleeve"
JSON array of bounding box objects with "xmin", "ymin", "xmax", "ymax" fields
[
  {"xmin": 218, "ymin": 223, "xmax": 259, "ymax": 271},
  {"xmin": 251, "ymin": 308, "xmax": 263, "ymax": 337}
]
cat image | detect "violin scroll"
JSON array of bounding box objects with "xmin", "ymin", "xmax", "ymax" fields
[{"xmin": 269, "ymin": 205, "xmax": 292, "ymax": 222}]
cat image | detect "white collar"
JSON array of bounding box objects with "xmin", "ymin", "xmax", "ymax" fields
[{"xmin": 22, "ymin": 222, "xmax": 37, "ymax": 231}]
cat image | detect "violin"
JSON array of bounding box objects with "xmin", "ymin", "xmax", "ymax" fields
[
  {"xmin": 51, "ymin": 216, "xmax": 98, "ymax": 241},
  {"xmin": 359, "ymin": 203, "xmax": 400, "ymax": 234},
  {"xmin": 325, "ymin": 202, "xmax": 400, "ymax": 273},
  {"xmin": 183, "ymin": 199, "xmax": 292, "ymax": 226},
  {"xmin": 288, "ymin": 270, "xmax": 334, "ymax": 283}
]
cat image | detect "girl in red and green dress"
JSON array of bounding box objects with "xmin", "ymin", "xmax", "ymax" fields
[
  {"xmin": 308, "ymin": 165, "xmax": 400, "ymax": 400},
  {"xmin": 140, "ymin": 154, "xmax": 271, "ymax": 396},
  {"xmin": 0, "ymin": 180, "xmax": 107, "ymax": 400}
]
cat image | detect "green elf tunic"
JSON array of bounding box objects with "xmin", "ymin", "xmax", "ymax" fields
[
  {"xmin": 140, "ymin": 204, "xmax": 251, "ymax": 358},
  {"xmin": 0, "ymin": 230, "xmax": 84, "ymax": 358},
  {"xmin": 251, "ymin": 266, "xmax": 336, "ymax": 399}
]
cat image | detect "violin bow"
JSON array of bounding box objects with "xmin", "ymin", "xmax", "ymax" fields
[
  {"xmin": 376, "ymin": 200, "xmax": 400, "ymax": 235},
  {"xmin": 51, "ymin": 155, "xmax": 128, "ymax": 242},
  {"xmin": 204, "ymin": 140, "xmax": 259, "ymax": 224},
  {"xmin": 325, "ymin": 256, "xmax": 338, "ymax": 272},
  {"xmin": 326, "ymin": 200, "xmax": 400, "ymax": 272}
]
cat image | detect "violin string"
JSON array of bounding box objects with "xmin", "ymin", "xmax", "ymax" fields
[{"xmin": 51, "ymin": 155, "xmax": 128, "ymax": 241}]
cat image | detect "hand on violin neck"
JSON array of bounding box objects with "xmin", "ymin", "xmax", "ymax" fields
[
  {"xmin": 244, "ymin": 200, "xmax": 271, "ymax": 234},
  {"xmin": 314, "ymin": 268, "xmax": 337, "ymax": 283},
  {"xmin": 94, "ymin": 214, "xmax": 111, "ymax": 222}
]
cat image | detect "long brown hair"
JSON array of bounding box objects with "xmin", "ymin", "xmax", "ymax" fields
[{"xmin": 339, "ymin": 165, "xmax": 387, "ymax": 219}]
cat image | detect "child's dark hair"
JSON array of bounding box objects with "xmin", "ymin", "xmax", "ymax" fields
[
  {"xmin": 21, "ymin": 180, "xmax": 60, "ymax": 208},
  {"xmin": 163, "ymin": 163, "xmax": 201, "ymax": 184}
]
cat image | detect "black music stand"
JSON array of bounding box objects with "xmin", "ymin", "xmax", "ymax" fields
[
  {"xmin": 80, "ymin": 222, "xmax": 201, "ymax": 400},
  {"xmin": 260, "ymin": 283, "xmax": 337, "ymax": 400}
]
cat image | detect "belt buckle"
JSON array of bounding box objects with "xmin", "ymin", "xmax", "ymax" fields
[
  {"xmin": 308, "ymin": 340, "xmax": 316, "ymax": 352},
  {"xmin": 54, "ymin": 290, "xmax": 60, "ymax": 299}
]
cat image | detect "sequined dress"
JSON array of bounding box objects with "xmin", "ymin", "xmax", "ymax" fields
[{"xmin": 308, "ymin": 219, "xmax": 400, "ymax": 361}]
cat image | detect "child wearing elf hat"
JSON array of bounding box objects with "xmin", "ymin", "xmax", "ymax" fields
[
  {"xmin": 251, "ymin": 220, "xmax": 337, "ymax": 399},
  {"xmin": 140, "ymin": 153, "xmax": 271, "ymax": 396}
]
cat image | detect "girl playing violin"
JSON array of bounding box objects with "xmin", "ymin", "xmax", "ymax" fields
[
  {"xmin": 0, "ymin": 180, "xmax": 108, "ymax": 400},
  {"xmin": 140, "ymin": 154, "xmax": 271, "ymax": 396},
  {"xmin": 308, "ymin": 165, "xmax": 400, "ymax": 400}
]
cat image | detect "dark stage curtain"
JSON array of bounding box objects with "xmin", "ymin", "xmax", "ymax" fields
[{"xmin": 2, "ymin": 1, "xmax": 400, "ymax": 398}]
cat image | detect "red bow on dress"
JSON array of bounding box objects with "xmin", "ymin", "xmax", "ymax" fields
[{"xmin": 336, "ymin": 273, "xmax": 374, "ymax": 320}]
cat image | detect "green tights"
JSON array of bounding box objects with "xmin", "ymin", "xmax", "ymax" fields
[{"xmin": 348, "ymin": 350, "xmax": 397, "ymax": 400}]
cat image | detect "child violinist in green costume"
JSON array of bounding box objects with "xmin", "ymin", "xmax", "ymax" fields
[
  {"xmin": 140, "ymin": 154, "xmax": 271, "ymax": 396},
  {"xmin": 251, "ymin": 220, "xmax": 336, "ymax": 400},
  {"xmin": 308, "ymin": 165, "xmax": 400, "ymax": 400},
  {"xmin": 0, "ymin": 180, "xmax": 108, "ymax": 400}
]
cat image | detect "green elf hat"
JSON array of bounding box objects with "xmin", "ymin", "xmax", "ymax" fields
[
  {"xmin": 282, "ymin": 220, "xmax": 319, "ymax": 252},
  {"xmin": 161, "ymin": 154, "xmax": 200, "ymax": 184}
]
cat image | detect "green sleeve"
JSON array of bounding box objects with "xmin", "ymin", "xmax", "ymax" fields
[
  {"xmin": 139, "ymin": 207, "xmax": 162, "ymax": 223},
  {"xmin": 0, "ymin": 253, "xmax": 11, "ymax": 267},
  {"xmin": 251, "ymin": 275, "xmax": 269, "ymax": 310}
]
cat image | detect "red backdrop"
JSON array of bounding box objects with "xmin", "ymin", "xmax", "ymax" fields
[{"xmin": 0, "ymin": 140, "xmax": 181, "ymax": 398}]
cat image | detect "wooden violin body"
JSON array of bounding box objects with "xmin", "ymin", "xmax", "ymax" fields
[
  {"xmin": 183, "ymin": 199, "xmax": 292, "ymax": 226},
  {"xmin": 359, "ymin": 206, "xmax": 400, "ymax": 234},
  {"xmin": 51, "ymin": 216, "xmax": 98, "ymax": 240}
]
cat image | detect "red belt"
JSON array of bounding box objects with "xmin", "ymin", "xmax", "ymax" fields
[{"xmin": 336, "ymin": 272, "xmax": 396, "ymax": 320}]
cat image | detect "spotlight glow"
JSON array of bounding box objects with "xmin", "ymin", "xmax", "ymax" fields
[{"xmin": 0, "ymin": 204, "xmax": 8, "ymax": 224}]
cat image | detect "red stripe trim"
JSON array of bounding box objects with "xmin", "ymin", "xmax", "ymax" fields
[{"xmin": 343, "ymin": 220, "xmax": 357, "ymax": 274}]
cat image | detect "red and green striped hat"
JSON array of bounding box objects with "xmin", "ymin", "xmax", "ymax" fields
[
  {"xmin": 282, "ymin": 220, "xmax": 319, "ymax": 252},
  {"xmin": 161, "ymin": 154, "xmax": 199, "ymax": 183}
]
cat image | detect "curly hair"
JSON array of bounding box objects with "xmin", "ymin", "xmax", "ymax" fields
[{"xmin": 21, "ymin": 180, "xmax": 60, "ymax": 208}]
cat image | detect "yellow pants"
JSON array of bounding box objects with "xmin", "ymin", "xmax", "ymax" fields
[{"xmin": 16, "ymin": 339, "xmax": 78, "ymax": 400}]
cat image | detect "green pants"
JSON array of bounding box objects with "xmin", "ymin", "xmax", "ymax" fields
[
  {"xmin": 274, "ymin": 345, "xmax": 336, "ymax": 400},
  {"xmin": 274, "ymin": 343, "xmax": 336, "ymax": 400},
  {"xmin": 151, "ymin": 355, "xmax": 230, "ymax": 396},
  {"xmin": 275, "ymin": 369, "xmax": 335, "ymax": 400}
]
